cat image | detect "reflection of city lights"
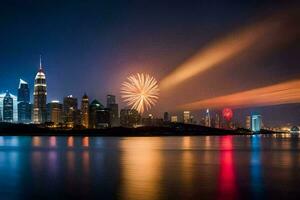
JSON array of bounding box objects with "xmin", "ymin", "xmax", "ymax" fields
[
  {"xmin": 67, "ymin": 136, "xmax": 74, "ymax": 147},
  {"xmin": 0, "ymin": 137, "xmax": 4, "ymax": 146},
  {"xmin": 180, "ymin": 80, "xmax": 300, "ymax": 110},
  {"xmin": 182, "ymin": 137, "xmax": 191, "ymax": 149},
  {"xmin": 32, "ymin": 136, "xmax": 41, "ymax": 147},
  {"xmin": 82, "ymin": 137, "xmax": 89, "ymax": 147},
  {"xmin": 120, "ymin": 138, "xmax": 162, "ymax": 200},
  {"xmin": 49, "ymin": 136, "xmax": 56, "ymax": 147},
  {"xmin": 218, "ymin": 136, "xmax": 237, "ymax": 199}
]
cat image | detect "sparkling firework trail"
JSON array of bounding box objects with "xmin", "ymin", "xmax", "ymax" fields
[{"xmin": 121, "ymin": 73, "xmax": 159, "ymax": 114}]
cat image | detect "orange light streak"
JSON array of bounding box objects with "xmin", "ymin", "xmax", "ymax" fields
[
  {"xmin": 179, "ymin": 79, "xmax": 300, "ymax": 110},
  {"xmin": 160, "ymin": 8, "xmax": 296, "ymax": 91}
]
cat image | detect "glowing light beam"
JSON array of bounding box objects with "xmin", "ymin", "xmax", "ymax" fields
[
  {"xmin": 160, "ymin": 8, "xmax": 297, "ymax": 91},
  {"xmin": 179, "ymin": 80, "xmax": 300, "ymax": 110}
]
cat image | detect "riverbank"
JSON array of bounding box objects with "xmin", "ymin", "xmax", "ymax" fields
[{"xmin": 0, "ymin": 122, "xmax": 277, "ymax": 136}]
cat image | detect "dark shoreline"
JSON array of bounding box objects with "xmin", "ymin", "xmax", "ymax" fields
[{"xmin": 0, "ymin": 122, "xmax": 278, "ymax": 137}]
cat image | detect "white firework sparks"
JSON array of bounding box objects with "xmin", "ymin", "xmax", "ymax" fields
[{"xmin": 121, "ymin": 73, "xmax": 159, "ymax": 114}]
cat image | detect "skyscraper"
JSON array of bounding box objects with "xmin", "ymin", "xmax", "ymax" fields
[
  {"xmin": 63, "ymin": 95, "xmax": 78, "ymax": 128},
  {"xmin": 171, "ymin": 115, "xmax": 178, "ymax": 123},
  {"xmin": 47, "ymin": 101, "xmax": 63, "ymax": 125},
  {"xmin": 106, "ymin": 95, "xmax": 119, "ymax": 127},
  {"xmin": 163, "ymin": 112, "xmax": 170, "ymax": 122},
  {"xmin": 183, "ymin": 111, "xmax": 191, "ymax": 124},
  {"xmin": 18, "ymin": 79, "xmax": 30, "ymax": 102},
  {"xmin": 106, "ymin": 95, "xmax": 116, "ymax": 107},
  {"xmin": 251, "ymin": 114, "xmax": 262, "ymax": 132},
  {"xmin": 18, "ymin": 79, "xmax": 31, "ymax": 123},
  {"xmin": 81, "ymin": 93, "xmax": 89, "ymax": 128},
  {"xmin": 33, "ymin": 58, "xmax": 47, "ymax": 124},
  {"xmin": 205, "ymin": 109, "xmax": 211, "ymax": 127},
  {"xmin": 246, "ymin": 115, "xmax": 251, "ymax": 129},
  {"xmin": 3, "ymin": 92, "xmax": 13, "ymax": 122},
  {"xmin": 215, "ymin": 113, "xmax": 221, "ymax": 128},
  {"xmin": 0, "ymin": 92, "xmax": 18, "ymax": 122},
  {"xmin": 89, "ymin": 99, "xmax": 110, "ymax": 128}
]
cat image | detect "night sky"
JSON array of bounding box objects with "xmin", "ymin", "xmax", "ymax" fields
[{"xmin": 0, "ymin": 0, "xmax": 299, "ymax": 127}]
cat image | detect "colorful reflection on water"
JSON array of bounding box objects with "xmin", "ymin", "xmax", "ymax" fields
[
  {"xmin": 218, "ymin": 136, "xmax": 237, "ymax": 200},
  {"xmin": 0, "ymin": 135, "xmax": 298, "ymax": 199}
]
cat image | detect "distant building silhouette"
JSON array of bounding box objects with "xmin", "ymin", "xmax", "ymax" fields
[
  {"xmin": 215, "ymin": 113, "xmax": 221, "ymax": 128},
  {"xmin": 106, "ymin": 95, "xmax": 116, "ymax": 107},
  {"xmin": 246, "ymin": 115, "xmax": 251, "ymax": 129},
  {"xmin": 120, "ymin": 108, "xmax": 140, "ymax": 127},
  {"xmin": 106, "ymin": 95, "xmax": 119, "ymax": 127},
  {"xmin": 163, "ymin": 112, "xmax": 169, "ymax": 122},
  {"xmin": 89, "ymin": 99, "xmax": 110, "ymax": 128},
  {"xmin": 205, "ymin": 109, "xmax": 211, "ymax": 127},
  {"xmin": 81, "ymin": 93, "xmax": 89, "ymax": 128}
]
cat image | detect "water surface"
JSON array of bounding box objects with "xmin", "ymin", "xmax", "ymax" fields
[{"xmin": 0, "ymin": 134, "xmax": 299, "ymax": 199}]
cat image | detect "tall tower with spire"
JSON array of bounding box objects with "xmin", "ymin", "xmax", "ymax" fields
[{"xmin": 33, "ymin": 56, "xmax": 47, "ymax": 124}]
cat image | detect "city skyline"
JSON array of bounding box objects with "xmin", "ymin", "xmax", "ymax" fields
[
  {"xmin": 0, "ymin": 1, "xmax": 299, "ymax": 127},
  {"xmin": 0, "ymin": 57, "xmax": 299, "ymax": 128},
  {"xmin": 0, "ymin": 1, "xmax": 299, "ymax": 199}
]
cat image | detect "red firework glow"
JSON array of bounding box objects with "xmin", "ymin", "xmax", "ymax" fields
[{"xmin": 222, "ymin": 108, "xmax": 233, "ymax": 121}]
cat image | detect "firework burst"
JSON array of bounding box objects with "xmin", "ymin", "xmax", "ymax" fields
[{"xmin": 121, "ymin": 73, "xmax": 159, "ymax": 114}]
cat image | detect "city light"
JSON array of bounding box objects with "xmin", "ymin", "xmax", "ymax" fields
[
  {"xmin": 121, "ymin": 73, "xmax": 159, "ymax": 114},
  {"xmin": 179, "ymin": 79, "xmax": 300, "ymax": 110}
]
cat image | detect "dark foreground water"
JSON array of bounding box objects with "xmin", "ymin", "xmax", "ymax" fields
[{"xmin": 0, "ymin": 134, "xmax": 299, "ymax": 200}]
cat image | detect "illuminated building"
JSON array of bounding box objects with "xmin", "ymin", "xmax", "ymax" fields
[
  {"xmin": 81, "ymin": 93, "xmax": 89, "ymax": 128},
  {"xmin": 246, "ymin": 115, "xmax": 251, "ymax": 129},
  {"xmin": 89, "ymin": 99, "xmax": 110, "ymax": 128},
  {"xmin": 33, "ymin": 58, "xmax": 47, "ymax": 124},
  {"xmin": 183, "ymin": 111, "xmax": 191, "ymax": 124},
  {"xmin": 106, "ymin": 95, "xmax": 119, "ymax": 127},
  {"xmin": 0, "ymin": 92, "xmax": 18, "ymax": 122},
  {"xmin": 171, "ymin": 115, "xmax": 178, "ymax": 123},
  {"xmin": 18, "ymin": 79, "xmax": 30, "ymax": 102},
  {"xmin": 3, "ymin": 92, "xmax": 13, "ymax": 122},
  {"xmin": 251, "ymin": 114, "xmax": 262, "ymax": 132},
  {"xmin": 17, "ymin": 79, "xmax": 31, "ymax": 123},
  {"xmin": 47, "ymin": 101, "xmax": 63, "ymax": 125},
  {"xmin": 142, "ymin": 114, "xmax": 163, "ymax": 126},
  {"xmin": 205, "ymin": 109, "xmax": 211, "ymax": 127},
  {"xmin": 63, "ymin": 95, "xmax": 78, "ymax": 128},
  {"xmin": 163, "ymin": 112, "xmax": 169, "ymax": 122},
  {"xmin": 120, "ymin": 108, "xmax": 140, "ymax": 128},
  {"xmin": 18, "ymin": 102, "xmax": 32, "ymax": 123},
  {"xmin": 215, "ymin": 113, "xmax": 221, "ymax": 128},
  {"xmin": 291, "ymin": 126, "xmax": 300, "ymax": 133}
]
